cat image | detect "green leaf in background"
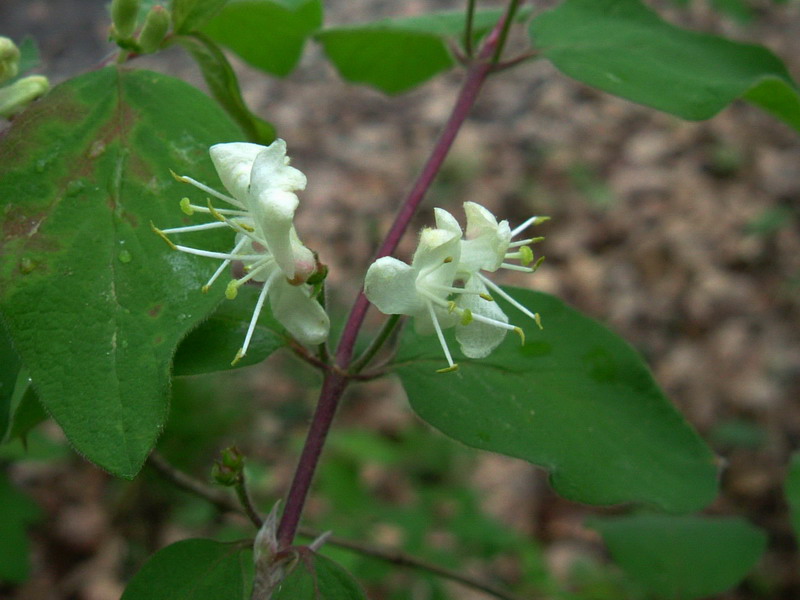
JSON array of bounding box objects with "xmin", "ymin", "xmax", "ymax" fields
[
  {"xmin": 0, "ymin": 322, "xmax": 22, "ymax": 439},
  {"xmin": 173, "ymin": 285, "xmax": 286, "ymax": 376},
  {"xmin": 177, "ymin": 33, "xmax": 276, "ymax": 144},
  {"xmin": 1, "ymin": 320, "xmax": 47, "ymax": 445},
  {"xmin": 122, "ymin": 538, "xmax": 253, "ymax": 599},
  {"xmin": 273, "ymin": 551, "xmax": 367, "ymax": 600},
  {"xmin": 0, "ymin": 66, "xmax": 244, "ymax": 477},
  {"xmin": 316, "ymin": 8, "xmax": 529, "ymax": 94},
  {"xmin": 784, "ymin": 452, "xmax": 800, "ymax": 538},
  {"xmin": 587, "ymin": 514, "xmax": 767, "ymax": 599},
  {"xmin": 0, "ymin": 470, "xmax": 41, "ymax": 583},
  {"xmin": 394, "ymin": 287, "xmax": 718, "ymax": 513},
  {"xmin": 202, "ymin": 0, "xmax": 323, "ymax": 77},
  {"xmin": 172, "ymin": 0, "xmax": 229, "ymax": 33},
  {"xmin": 529, "ymin": 0, "xmax": 800, "ymax": 131},
  {"xmin": 13, "ymin": 37, "xmax": 42, "ymax": 83}
]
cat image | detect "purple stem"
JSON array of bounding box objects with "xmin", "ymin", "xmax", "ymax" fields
[{"xmin": 275, "ymin": 11, "xmax": 510, "ymax": 549}]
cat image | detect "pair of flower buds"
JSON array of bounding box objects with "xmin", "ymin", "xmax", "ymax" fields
[{"xmin": 154, "ymin": 140, "xmax": 547, "ymax": 371}]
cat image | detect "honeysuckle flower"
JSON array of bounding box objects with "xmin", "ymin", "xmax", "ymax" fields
[
  {"xmin": 152, "ymin": 139, "xmax": 329, "ymax": 364},
  {"xmin": 365, "ymin": 208, "xmax": 523, "ymax": 372},
  {"xmin": 456, "ymin": 201, "xmax": 548, "ymax": 329}
]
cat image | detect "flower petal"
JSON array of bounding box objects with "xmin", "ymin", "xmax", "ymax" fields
[
  {"xmin": 269, "ymin": 280, "xmax": 329, "ymax": 346},
  {"xmin": 460, "ymin": 202, "xmax": 512, "ymax": 273},
  {"xmin": 250, "ymin": 139, "xmax": 307, "ymax": 195},
  {"xmin": 364, "ymin": 257, "xmax": 422, "ymax": 316},
  {"xmin": 209, "ymin": 142, "xmax": 265, "ymax": 202},
  {"xmin": 455, "ymin": 278, "xmax": 509, "ymax": 358},
  {"xmin": 252, "ymin": 189, "xmax": 303, "ymax": 279}
]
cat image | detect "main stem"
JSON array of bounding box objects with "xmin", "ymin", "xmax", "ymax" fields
[{"xmin": 275, "ymin": 13, "xmax": 511, "ymax": 549}]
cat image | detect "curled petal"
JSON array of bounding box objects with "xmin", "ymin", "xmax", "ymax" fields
[
  {"xmin": 269, "ymin": 281, "xmax": 329, "ymax": 346},
  {"xmin": 455, "ymin": 278, "xmax": 509, "ymax": 358},
  {"xmin": 433, "ymin": 207, "xmax": 462, "ymax": 237},
  {"xmin": 250, "ymin": 138, "xmax": 307, "ymax": 195},
  {"xmin": 460, "ymin": 203, "xmax": 512, "ymax": 273},
  {"xmin": 253, "ymin": 189, "xmax": 302, "ymax": 279},
  {"xmin": 209, "ymin": 142, "xmax": 265, "ymax": 202}
]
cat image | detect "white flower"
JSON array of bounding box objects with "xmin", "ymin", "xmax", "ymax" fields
[
  {"xmin": 456, "ymin": 201, "xmax": 547, "ymax": 328},
  {"xmin": 153, "ymin": 139, "xmax": 329, "ymax": 364},
  {"xmin": 365, "ymin": 208, "xmax": 524, "ymax": 372}
]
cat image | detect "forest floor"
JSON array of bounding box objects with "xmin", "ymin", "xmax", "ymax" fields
[{"xmin": 2, "ymin": 0, "xmax": 800, "ymax": 599}]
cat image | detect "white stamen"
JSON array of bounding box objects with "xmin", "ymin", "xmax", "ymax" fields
[
  {"xmin": 500, "ymin": 262, "xmax": 534, "ymax": 272},
  {"xmin": 203, "ymin": 237, "xmax": 249, "ymax": 291},
  {"xmin": 477, "ymin": 273, "xmax": 539, "ymax": 321},
  {"xmin": 510, "ymin": 216, "xmax": 546, "ymax": 237},
  {"xmin": 468, "ymin": 311, "xmax": 517, "ymax": 331},
  {"xmin": 173, "ymin": 245, "xmax": 265, "ymax": 261},
  {"xmin": 427, "ymin": 300, "xmax": 456, "ymax": 369},
  {"xmin": 240, "ymin": 269, "xmax": 279, "ymax": 358},
  {"xmin": 177, "ymin": 175, "xmax": 244, "ymax": 208},
  {"xmin": 185, "ymin": 204, "xmax": 250, "ymax": 217},
  {"xmin": 161, "ymin": 221, "xmax": 230, "ymax": 234}
]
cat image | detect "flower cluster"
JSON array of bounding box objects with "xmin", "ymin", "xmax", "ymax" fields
[
  {"xmin": 365, "ymin": 203, "xmax": 547, "ymax": 372},
  {"xmin": 153, "ymin": 139, "xmax": 329, "ymax": 364}
]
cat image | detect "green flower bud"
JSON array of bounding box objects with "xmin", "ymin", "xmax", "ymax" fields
[
  {"xmin": 220, "ymin": 445, "xmax": 244, "ymax": 471},
  {"xmin": 0, "ymin": 75, "xmax": 49, "ymax": 119},
  {"xmin": 137, "ymin": 5, "xmax": 170, "ymax": 54},
  {"xmin": 211, "ymin": 460, "xmax": 239, "ymax": 487},
  {"xmin": 0, "ymin": 37, "xmax": 20, "ymax": 84},
  {"xmin": 111, "ymin": 0, "xmax": 141, "ymax": 40}
]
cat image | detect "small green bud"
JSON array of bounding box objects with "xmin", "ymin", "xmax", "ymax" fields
[
  {"xmin": 0, "ymin": 75, "xmax": 49, "ymax": 119},
  {"xmin": 0, "ymin": 37, "xmax": 21, "ymax": 84},
  {"xmin": 111, "ymin": 0, "xmax": 140, "ymax": 40},
  {"xmin": 221, "ymin": 445, "xmax": 244, "ymax": 471},
  {"xmin": 211, "ymin": 461, "xmax": 239, "ymax": 487},
  {"xmin": 137, "ymin": 6, "xmax": 170, "ymax": 54}
]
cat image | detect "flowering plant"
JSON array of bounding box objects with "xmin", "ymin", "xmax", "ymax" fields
[{"xmin": 0, "ymin": 0, "xmax": 797, "ymax": 598}]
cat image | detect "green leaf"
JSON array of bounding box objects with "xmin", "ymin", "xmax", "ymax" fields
[
  {"xmin": 588, "ymin": 514, "xmax": 767, "ymax": 599},
  {"xmin": 273, "ymin": 551, "xmax": 367, "ymax": 600},
  {"xmin": 122, "ymin": 538, "xmax": 253, "ymax": 599},
  {"xmin": 394, "ymin": 287, "xmax": 718, "ymax": 513},
  {"xmin": 176, "ymin": 33, "xmax": 276, "ymax": 144},
  {"xmin": 529, "ymin": 0, "xmax": 800, "ymax": 130},
  {"xmin": 202, "ymin": 0, "xmax": 323, "ymax": 77},
  {"xmin": 172, "ymin": 0, "xmax": 229, "ymax": 33},
  {"xmin": 0, "ymin": 67, "xmax": 244, "ymax": 477},
  {"xmin": 173, "ymin": 285, "xmax": 286, "ymax": 376},
  {"xmin": 15, "ymin": 37, "xmax": 42, "ymax": 81},
  {"xmin": 785, "ymin": 452, "xmax": 800, "ymax": 538},
  {"xmin": 0, "ymin": 470, "xmax": 41, "ymax": 583},
  {"xmin": 316, "ymin": 8, "xmax": 527, "ymax": 94},
  {"xmin": 1, "ymin": 320, "xmax": 47, "ymax": 445}
]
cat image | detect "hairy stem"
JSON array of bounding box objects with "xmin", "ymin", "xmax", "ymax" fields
[{"xmin": 276, "ymin": 5, "xmax": 516, "ymax": 549}]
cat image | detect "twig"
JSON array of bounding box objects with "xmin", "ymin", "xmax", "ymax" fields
[
  {"xmin": 147, "ymin": 451, "xmax": 530, "ymax": 600},
  {"xmin": 234, "ymin": 472, "xmax": 264, "ymax": 528},
  {"xmin": 349, "ymin": 314, "xmax": 402, "ymax": 374}
]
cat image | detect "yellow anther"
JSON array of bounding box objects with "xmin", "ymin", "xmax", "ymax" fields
[
  {"xmin": 207, "ymin": 199, "xmax": 225, "ymax": 222},
  {"xmin": 201, "ymin": 284, "xmax": 210, "ymax": 293},
  {"xmin": 532, "ymin": 256, "xmax": 545, "ymax": 272},
  {"xmin": 534, "ymin": 313, "xmax": 543, "ymax": 330},
  {"xmin": 533, "ymin": 216, "xmax": 550, "ymax": 226},
  {"xmin": 519, "ymin": 246, "xmax": 534, "ymax": 266},
  {"xmin": 239, "ymin": 222, "xmax": 254, "ymax": 232},
  {"xmin": 231, "ymin": 349, "xmax": 245, "ymax": 366},
  {"xmin": 514, "ymin": 327, "xmax": 526, "ymax": 345},
  {"xmin": 436, "ymin": 364, "xmax": 460, "ymax": 374},
  {"xmin": 179, "ymin": 197, "xmax": 194, "ymax": 215},
  {"xmin": 479, "ymin": 293, "xmax": 494, "ymax": 302},
  {"xmin": 225, "ymin": 280, "xmax": 239, "ymax": 299},
  {"xmin": 169, "ymin": 169, "xmax": 188, "ymax": 183},
  {"xmin": 447, "ymin": 300, "xmax": 457, "ymax": 313},
  {"xmin": 460, "ymin": 308, "xmax": 473, "ymax": 326},
  {"xmin": 150, "ymin": 222, "xmax": 177, "ymax": 250},
  {"xmin": 443, "ymin": 256, "xmax": 454, "ymax": 263},
  {"xmin": 530, "ymin": 236, "xmax": 545, "ymax": 244}
]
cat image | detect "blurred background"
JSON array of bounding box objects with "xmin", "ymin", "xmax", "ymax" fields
[{"xmin": 1, "ymin": 0, "xmax": 799, "ymax": 598}]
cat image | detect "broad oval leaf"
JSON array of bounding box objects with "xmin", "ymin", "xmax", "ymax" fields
[
  {"xmin": 529, "ymin": 0, "xmax": 800, "ymax": 130},
  {"xmin": 588, "ymin": 514, "xmax": 766, "ymax": 599},
  {"xmin": 202, "ymin": 0, "xmax": 324, "ymax": 77},
  {"xmin": 394, "ymin": 287, "xmax": 718, "ymax": 513},
  {"xmin": 122, "ymin": 538, "xmax": 253, "ymax": 599},
  {"xmin": 0, "ymin": 67, "xmax": 244, "ymax": 477},
  {"xmin": 273, "ymin": 551, "xmax": 367, "ymax": 600},
  {"xmin": 172, "ymin": 0, "xmax": 229, "ymax": 33}
]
